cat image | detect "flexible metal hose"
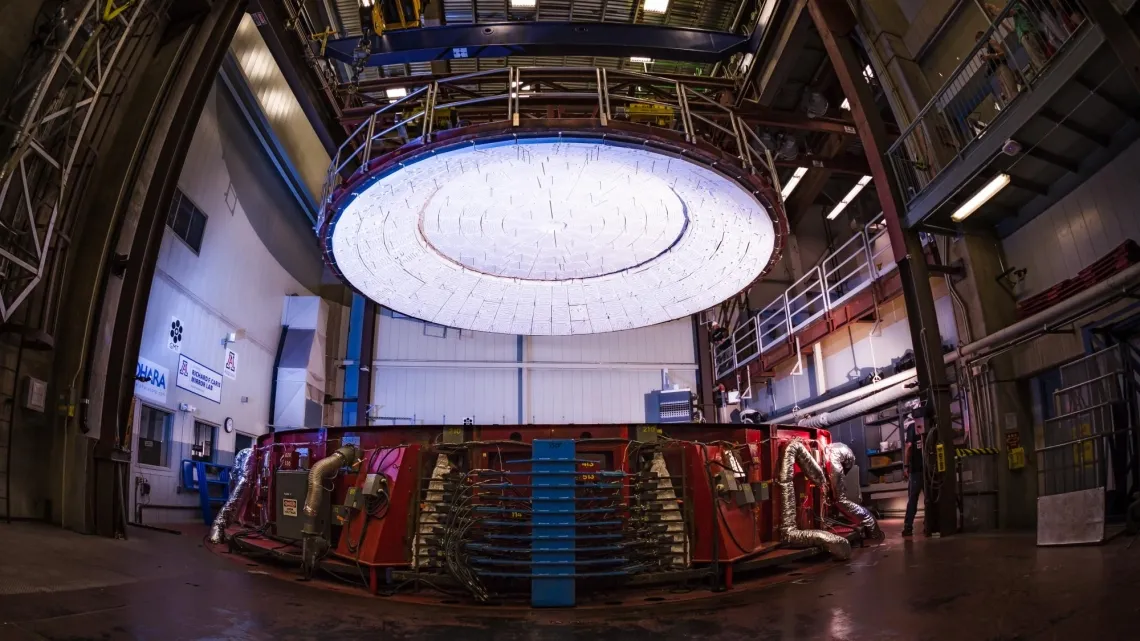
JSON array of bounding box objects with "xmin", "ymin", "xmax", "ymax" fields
[
  {"xmin": 303, "ymin": 445, "xmax": 358, "ymax": 523},
  {"xmin": 208, "ymin": 448, "xmax": 253, "ymax": 544},
  {"xmin": 778, "ymin": 439, "xmax": 852, "ymax": 560},
  {"xmin": 825, "ymin": 442, "xmax": 878, "ymax": 533}
]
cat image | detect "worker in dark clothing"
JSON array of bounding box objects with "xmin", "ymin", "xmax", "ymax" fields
[
  {"xmin": 709, "ymin": 322, "xmax": 729, "ymax": 345},
  {"xmin": 902, "ymin": 417, "xmax": 924, "ymax": 537}
]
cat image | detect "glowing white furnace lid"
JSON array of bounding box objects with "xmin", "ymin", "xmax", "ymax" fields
[{"xmin": 329, "ymin": 138, "xmax": 776, "ymax": 335}]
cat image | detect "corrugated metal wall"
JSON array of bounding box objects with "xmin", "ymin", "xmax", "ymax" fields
[
  {"xmin": 1002, "ymin": 138, "xmax": 1140, "ymax": 299},
  {"xmin": 132, "ymin": 88, "xmax": 311, "ymax": 522},
  {"xmin": 229, "ymin": 15, "xmax": 330, "ymax": 200},
  {"xmin": 373, "ymin": 314, "xmax": 697, "ymax": 425}
]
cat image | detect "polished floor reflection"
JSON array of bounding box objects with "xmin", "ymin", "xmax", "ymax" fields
[{"xmin": 0, "ymin": 519, "xmax": 1136, "ymax": 640}]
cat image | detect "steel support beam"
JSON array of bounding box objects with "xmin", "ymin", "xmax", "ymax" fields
[
  {"xmin": 1083, "ymin": 0, "xmax": 1140, "ymax": 93},
  {"xmin": 356, "ymin": 299, "xmax": 377, "ymax": 425},
  {"xmin": 807, "ymin": 0, "xmax": 957, "ymax": 536},
  {"xmin": 739, "ymin": 0, "xmax": 809, "ymax": 106},
  {"xmin": 324, "ymin": 22, "xmax": 753, "ymax": 67},
  {"xmin": 248, "ymin": 0, "xmax": 343, "ymax": 155}
]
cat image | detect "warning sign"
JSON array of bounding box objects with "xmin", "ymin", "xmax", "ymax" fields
[{"xmin": 282, "ymin": 498, "xmax": 298, "ymax": 517}]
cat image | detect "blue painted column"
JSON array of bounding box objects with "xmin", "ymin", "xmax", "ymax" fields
[
  {"xmin": 342, "ymin": 294, "xmax": 365, "ymax": 426},
  {"xmin": 531, "ymin": 439, "xmax": 576, "ymax": 607}
]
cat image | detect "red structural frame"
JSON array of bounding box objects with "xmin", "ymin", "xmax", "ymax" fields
[{"xmin": 228, "ymin": 424, "xmax": 854, "ymax": 596}]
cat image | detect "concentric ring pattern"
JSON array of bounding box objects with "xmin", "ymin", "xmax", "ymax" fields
[{"xmin": 329, "ymin": 138, "xmax": 775, "ymax": 335}]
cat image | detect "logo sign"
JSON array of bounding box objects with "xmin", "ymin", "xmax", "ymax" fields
[
  {"xmin": 223, "ymin": 348, "xmax": 238, "ymax": 380},
  {"xmin": 135, "ymin": 357, "xmax": 169, "ymax": 404},
  {"xmin": 168, "ymin": 316, "xmax": 183, "ymax": 352},
  {"xmin": 176, "ymin": 354, "xmax": 223, "ymax": 403}
]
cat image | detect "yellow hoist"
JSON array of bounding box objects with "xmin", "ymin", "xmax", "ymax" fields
[{"xmin": 361, "ymin": 0, "xmax": 422, "ymax": 35}]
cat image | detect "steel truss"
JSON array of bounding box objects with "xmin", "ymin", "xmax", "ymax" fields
[
  {"xmin": 317, "ymin": 65, "xmax": 784, "ymax": 232},
  {"xmin": 0, "ymin": 0, "xmax": 156, "ymax": 322}
]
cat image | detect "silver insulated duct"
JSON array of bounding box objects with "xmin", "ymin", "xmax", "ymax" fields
[
  {"xmin": 826, "ymin": 442, "xmax": 879, "ymax": 535},
  {"xmin": 209, "ymin": 447, "xmax": 254, "ymax": 544},
  {"xmin": 778, "ymin": 439, "xmax": 852, "ymax": 560}
]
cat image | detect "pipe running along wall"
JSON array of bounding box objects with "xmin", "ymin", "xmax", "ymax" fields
[
  {"xmin": 826, "ymin": 442, "xmax": 878, "ymax": 533},
  {"xmin": 777, "ymin": 439, "xmax": 852, "ymax": 559},
  {"xmin": 767, "ymin": 261, "xmax": 1140, "ymax": 429}
]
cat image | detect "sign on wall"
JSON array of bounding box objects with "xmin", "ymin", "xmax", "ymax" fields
[
  {"xmin": 135, "ymin": 357, "xmax": 169, "ymax": 404},
  {"xmin": 168, "ymin": 316, "xmax": 184, "ymax": 352},
  {"xmin": 176, "ymin": 354, "xmax": 223, "ymax": 403},
  {"xmin": 223, "ymin": 348, "xmax": 238, "ymax": 380}
]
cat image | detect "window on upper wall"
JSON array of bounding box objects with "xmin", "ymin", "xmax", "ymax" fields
[
  {"xmin": 166, "ymin": 188, "xmax": 208, "ymax": 254},
  {"xmin": 192, "ymin": 420, "xmax": 218, "ymax": 463},
  {"xmin": 138, "ymin": 405, "xmax": 174, "ymax": 467}
]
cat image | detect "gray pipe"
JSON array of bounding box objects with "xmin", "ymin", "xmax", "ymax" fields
[
  {"xmin": 798, "ymin": 379, "xmax": 918, "ymax": 428},
  {"xmin": 765, "ymin": 368, "xmax": 920, "ymax": 425},
  {"xmin": 208, "ymin": 448, "xmax": 253, "ymax": 544},
  {"xmin": 957, "ymin": 261, "xmax": 1140, "ymax": 359},
  {"xmin": 826, "ymin": 442, "xmax": 879, "ymax": 535},
  {"xmin": 778, "ymin": 439, "xmax": 852, "ymax": 560}
]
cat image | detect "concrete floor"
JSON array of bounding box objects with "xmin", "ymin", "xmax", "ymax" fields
[{"xmin": 0, "ymin": 520, "xmax": 1137, "ymax": 640}]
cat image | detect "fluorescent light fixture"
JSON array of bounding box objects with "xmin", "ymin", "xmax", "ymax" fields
[
  {"xmin": 329, "ymin": 139, "xmax": 777, "ymax": 335},
  {"xmin": 951, "ymin": 173, "xmax": 1010, "ymax": 222},
  {"xmin": 826, "ymin": 175, "xmax": 873, "ymax": 220},
  {"xmin": 781, "ymin": 167, "xmax": 809, "ymax": 200},
  {"xmin": 629, "ymin": 56, "xmax": 654, "ymax": 64},
  {"xmin": 840, "ymin": 98, "xmax": 850, "ymax": 110},
  {"xmin": 644, "ymin": 0, "xmax": 669, "ymax": 13},
  {"xmin": 510, "ymin": 0, "xmax": 537, "ymax": 6},
  {"xmin": 386, "ymin": 87, "xmax": 407, "ymax": 99}
]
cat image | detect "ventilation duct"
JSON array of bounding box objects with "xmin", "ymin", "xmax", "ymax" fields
[
  {"xmin": 273, "ymin": 296, "xmax": 329, "ymax": 430},
  {"xmin": 778, "ymin": 439, "xmax": 852, "ymax": 559}
]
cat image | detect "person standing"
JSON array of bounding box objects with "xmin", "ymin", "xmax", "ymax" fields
[{"xmin": 902, "ymin": 416, "xmax": 924, "ymax": 537}]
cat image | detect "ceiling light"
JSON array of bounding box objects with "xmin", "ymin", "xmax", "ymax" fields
[
  {"xmin": 781, "ymin": 167, "xmax": 808, "ymax": 200},
  {"xmin": 644, "ymin": 0, "xmax": 669, "ymax": 13},
  {"xmin": 951, "ymin": 173, "xmax": 1010, "ymax": 222},
  {"xmin": 327, "ymin": 138, "xmax": 778, "ymax": 335},
  {"xmin": 510, "ymin": 0, "xmax": 537, "ymax": 6},
  {"xmin": 826, "ymin": 175, "xmax": 873, "ymax": 220},
  {"xmin": 862, "ymin": 64, "xmax": 874, "ymax": 81},
  {"xmin": 630, "ymin": 56, "xmax": 654, "ymax": 64},
  {"xmin": 840, "ymin": 98, "xmax": 850, "ymax": 110}
]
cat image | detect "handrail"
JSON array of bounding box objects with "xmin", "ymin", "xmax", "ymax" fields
[
  {"xmin": 886, "ymin": 0, "xmax": 1088, "ymax": 201},
  {"xmin": 710, "ymin": 210, "xmax": 911, "ymax": 379}
]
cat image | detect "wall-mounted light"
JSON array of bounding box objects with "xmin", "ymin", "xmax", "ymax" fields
[
  {"xmin": 510, "ymin": 0, "xmax": 537, "ymax": 7},
  {"xmin": 781, "ymin": 167, "xmax": 809, "ymax": 200},
  {"xmin": 386, "ymin": 87, "xmax": 407, "ymax": 104},
  {"xmin": 826, "ymin": 175, "xmax": 873, "ymax": 220},
  {"xmin": 221, "ymin": 329, "xmax": 246, "ymax": 347},
  {"xmin": 951, "ymin": 173, "xmax": 1010, "ymax": 222},
  {"xmin": 643, "ymin": 0, "xmax": 669, "ymax": 13}
]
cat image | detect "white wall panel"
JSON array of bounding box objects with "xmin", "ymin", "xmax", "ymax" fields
[
  {"xmin": 374, "ymin": 316, "xmax": 697, "ymax": 424},
  {"xmin": 132, "ymin": 88, "xmax": 313, "ymax": 522},
  {"xmin": 529, "ymin": 319, "xmax": 696, "ymax": 364},
  {"xmin": 373, "ymin": 367, "xmax": 518, "ymax": 424},
  {"xmin": 1002, "ymin": 138, "xmax": 1140, "ymax": 299}
]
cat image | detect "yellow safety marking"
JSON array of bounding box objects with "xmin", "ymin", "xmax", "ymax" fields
[{"xmin": 104, "ymin": 0, "xmax": 135, "ymax": 22}]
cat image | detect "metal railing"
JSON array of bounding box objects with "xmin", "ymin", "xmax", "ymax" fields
[
  {"xmin": 317, "ymin": 65, "xmax": 784, "ymax": 232},
  {"xmin": 886, "ymin": 0, "xmax": 1088, "ymax": 202},
  {"xmin": 1037, "ymin": 346, "xmax": 1132, "ymax": 497},
  {"xmin": 713, "ymin": 214, "xmax": 895, "ymax": 379}
]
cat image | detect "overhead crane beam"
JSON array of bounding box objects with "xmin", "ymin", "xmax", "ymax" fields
[{"xmin": 323, "ymin": 22, "xmax": 758, "ymax": 67}]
